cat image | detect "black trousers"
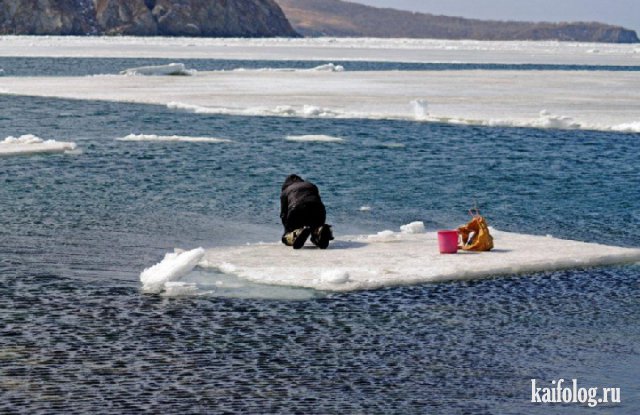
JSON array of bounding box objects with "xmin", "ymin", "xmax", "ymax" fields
[{"xmin": 283, "ymin": 202, "xmax": 326, "ymax": 233}]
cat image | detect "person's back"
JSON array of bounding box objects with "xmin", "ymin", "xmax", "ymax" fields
[{"xmin": 280, "ymin": 174, "xmax": 333, "ymax": 249}]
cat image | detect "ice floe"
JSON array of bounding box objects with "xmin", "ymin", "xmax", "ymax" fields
[
  {"xmin": 116, "ymin": 134, "xmax": 231, "ymax": 143},
  {"xmin": 2, "ymin": 36, "xmax": 639, "ymax": 66},
  {"xmin": 120, "ymin": 63, "xmax": 196, "ymax": 76},
  {"xmin": 194, "ymin": 228, "xmax": 640, "ymax": 292},
  {"xmin": 0, "ymin": 134, "xmax": 77, "ymax": 156},
  {"xmin": 139, "ymin": 224, "xmax": 640, "ymax": 295},
  {"xmin": 1, "ymin": 70, "xmax": 639, "ymax": 134},
  {"xmin": 285, "ymin": 134, "xmax": 345, "ymax": 143}
]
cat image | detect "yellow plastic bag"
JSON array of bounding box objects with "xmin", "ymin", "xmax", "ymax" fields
[{"xmin": 457, "ymin": 210, "xmax": 494, "ymax": 252}]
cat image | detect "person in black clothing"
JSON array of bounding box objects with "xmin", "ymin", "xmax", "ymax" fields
[{"xmin": 280, "ymin": 174, "xmax": 334, "ymax": 249}]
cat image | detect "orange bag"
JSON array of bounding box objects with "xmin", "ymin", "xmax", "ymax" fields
[{"xmin": 457, "ymin": 210, "xmax": 494, "ymax": 252}]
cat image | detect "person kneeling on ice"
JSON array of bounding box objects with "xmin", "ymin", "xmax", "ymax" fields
[{"xmin": 280, "ymin": 174, "xmax": 334, "ymax": 249}]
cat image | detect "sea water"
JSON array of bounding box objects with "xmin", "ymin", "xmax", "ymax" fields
[
  {"xmin": 1, "ymin": 71, "xmax": 639, "ymax": 412},
  {"xmin": 2, "ymin": 56, "xmax": 640, "ymax": 77}
]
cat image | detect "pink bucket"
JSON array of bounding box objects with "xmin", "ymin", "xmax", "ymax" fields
[{"xmin": 437, "ymin": 230, "xmax": 459, "ymax": 254}]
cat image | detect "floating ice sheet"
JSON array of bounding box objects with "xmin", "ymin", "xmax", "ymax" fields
[
  {"xmin": 2, "ymin": 70, "xmax": 638, "ymax": 134},
  {"xmin": 0, "ymin": 134, "xmax": 77, "ymax": 156},
  {"xmin": 285, "ymin": 134, "xmax": 345, "ymax": 143},
  {"xmin": 1, "ymin": 36, "xmax": 639, "ymax": 66},
  {"xmin": 117, "ymin": 134, "xmax": 231, "ymax": 143},
  {"xmin": 197, "ymin": 230, "xmax": 640, "ymax": 292}
]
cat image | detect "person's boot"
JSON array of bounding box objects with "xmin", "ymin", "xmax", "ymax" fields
[
  {"xmin": 311, "ymin": 224, "xmax": 334, "ymax": 249},
  {"xmin": 282, "ymin": 227, "xmax": 311, "ymax": 249}
]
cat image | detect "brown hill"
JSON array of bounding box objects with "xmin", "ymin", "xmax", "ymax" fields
[
  {"xmin": 276, "ymin": 0, "xmax": 639, "ymax": 43},
  {"xmin": 0, "ymin": 0, "xmax": 298, "ymax": 37}
]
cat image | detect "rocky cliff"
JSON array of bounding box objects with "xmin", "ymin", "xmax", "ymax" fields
[
  {"xmin": 0, "ymin": 0, "xmax": 298, "ymax": 37},
  {"xmin": 277, "ymin": 0, "xmax": 639, "ymax": 43}
]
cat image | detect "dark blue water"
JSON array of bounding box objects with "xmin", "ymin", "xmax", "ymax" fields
[
  {"xmin": 1, "ymin": 94, "xmax": 639, "ymax": 413},
  {"xmin": 1, "ymin": 56, "xmax": 640, "ymax": 76}
]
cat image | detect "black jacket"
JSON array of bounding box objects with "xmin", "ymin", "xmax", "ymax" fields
[{"xmin": 280, "ymin": 175, "xmax": 323, "ymax": 227}]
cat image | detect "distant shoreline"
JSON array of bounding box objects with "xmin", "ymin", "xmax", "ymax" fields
[{"xmin": 276, "ymin": 0, "xmax": 639, "ymax": 44}]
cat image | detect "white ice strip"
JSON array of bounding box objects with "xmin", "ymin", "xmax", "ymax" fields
[
  {"xmin": 0, "ymin": 134, "xmax": 77, "ymax": 156},
  {"xmin": 1, "ymin": 70, "xmax": 638, "ymax": 134},
  {"xmin": 116, "ymin": 134, "xmax": 231, "ymax": 143},
  {"xmin": 285, "ymin": 134, "xmax": 345, "ymax": 142},
  {"xmin": 1, "ymin": 36, "xmax": 639, "ymax": 66},
  {"xmin": 120, "ymin": 63, "xmax": 196, "ymax": 76},
  {"xmin": 306, "ymin": 63, "xmax": 344, "ymax": 72},
  {"xmin": 234, "ymin": 63, "xmax": 345, "ymax": 72},
  {"xmin": 140, "ymin": 247, "xmax": 205, "ymax": 293},
  {"xmin": 200, "ymin": 231, "xmax": 640, "ymax": 292}
]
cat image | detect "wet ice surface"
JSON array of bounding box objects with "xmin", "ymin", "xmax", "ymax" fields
[
  {"xmin": 199, "ymin": 230, "xmax": 640, "ymax": 291},
  {"xmin": 141, "ymin": 230, "xmax": 640, "ymax": 295}
]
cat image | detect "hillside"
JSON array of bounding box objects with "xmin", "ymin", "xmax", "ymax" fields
[
  {"xmin": 0, "ymin": 0, "xmax": 298, "ymax": 37},
  {"xmin": 276, "ymin": 0, "xmax": 639, "ymax": 43}
]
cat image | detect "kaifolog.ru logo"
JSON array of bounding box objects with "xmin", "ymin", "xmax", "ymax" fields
[{"xmin": 531, "ymin": 379, "xmax": 620, "ymax": 408}]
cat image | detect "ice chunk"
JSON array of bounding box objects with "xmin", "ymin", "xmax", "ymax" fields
[
  {"xmin": 285, "ymin": 134, "xmax": 344, "ymax": 143},
  {"xmin": 116, "ymin": 134, "xmax": 231, "ymax": 143},
  {"xmin": 301, "ymin": 105, "xmax": 339, "ymax": 117},
  {"xmin": 400, "ymin": 221, "xmax": 425, "ymax": 234},
  {"xmin": 612, "ymin": 122, "xmax": 640, "ymax": 133},
  {"xmin": 411, "ymin": 99, "xmax": 429, "ymax": 120},
  {"xmin": 120, "ymin": 63, "xmax": 196, "ymax": 76},
  {"xmin": 199, "ymin": 228, "xmax": 640, "ymax": 292},
  {"xmin": 535, "ymin": 110, "xmax": 580, "ymax": 129},
  {"xmin": 359, "ymin": 206, "xmax": 372, "ymax": 212},
  {"xmin": 0, "ymin": 134, "xmax": 77, "ymax": 156},
  {"xmin": 320, "ymin": 269, "xmax": 350, "ymax": 284},
  {"xmin": 307, "ymin": 63, "xmax": 345, "ymax": 72},
  {"xmin": 140, "ymin": 247, "xmax": 205, "ymax": 293}
]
